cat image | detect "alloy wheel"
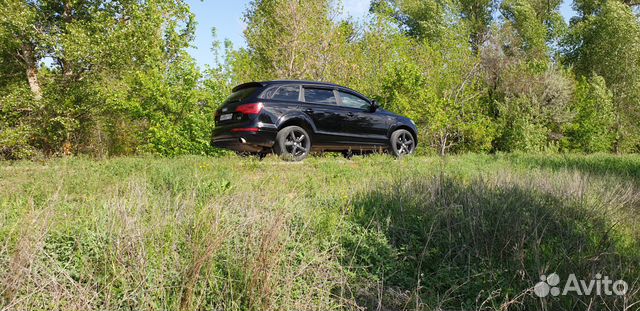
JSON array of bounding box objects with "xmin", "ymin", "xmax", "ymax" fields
[
  {"xmin": 275, "ymin": 125, "xmax": 311, "ymax": 161},
  {"xmin": 391, "ymin": 130, "xmax": 415, "ymax": 157},
  {"xmin": 284, "ymin": 129, "xmax": 308, "ymax": 157}
]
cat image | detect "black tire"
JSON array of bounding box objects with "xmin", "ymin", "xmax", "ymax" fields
[
  {"xmin": 389, "ymin": 129, "xmax": 416, "ymax": 157},
  {"xmin": 273, "ymin": 126, "xmax": 311, "ymax": 161}
]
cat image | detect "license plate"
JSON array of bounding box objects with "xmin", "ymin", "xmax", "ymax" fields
[{"xmin": 219, "ymin": 113, "xmax": 232, "ymax": 121}]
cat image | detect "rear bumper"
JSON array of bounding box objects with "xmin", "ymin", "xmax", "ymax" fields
[{"xmin": 211, "ymin": 125, "xmax": 277, "ymax": 152}]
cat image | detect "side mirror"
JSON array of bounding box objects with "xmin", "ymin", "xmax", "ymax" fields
[{"xmin": 370, "ymin": 100, "xmax": 379, "ymax": 112}]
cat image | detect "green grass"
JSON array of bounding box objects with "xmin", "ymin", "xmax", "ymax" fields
[{"xmin": 0, "ymin": 153, "xmax": 639, "ymax": 310}]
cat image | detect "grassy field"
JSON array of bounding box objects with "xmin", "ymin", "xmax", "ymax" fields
[{"xmin": 1, "ymin": 153, "xmax": 639, "ymax": 311}]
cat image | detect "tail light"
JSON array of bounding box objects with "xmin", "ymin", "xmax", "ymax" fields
[
  {"xmin": 231, "ymin": 127, "xmax": 259, "ymax": 133},
  {"xmin": 215, "ymin": 110, "xmax": 221, "ymax": 117},
  {"xmin": 236, "ymin": 102, "xmax": 263, "ymax": 115}
]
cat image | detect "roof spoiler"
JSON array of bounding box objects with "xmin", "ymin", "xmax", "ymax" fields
[{"xmin": 232, "ymin": 82, "xmax": 265, "ymax": 92}]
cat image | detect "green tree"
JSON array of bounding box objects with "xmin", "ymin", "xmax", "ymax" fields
[
  {"xmin": 0, "ymin": 0, "xmax": 218, "ymax": 157},
  {"xmin": 565, "ymin": 0, "xmax": 640, "ymax": 152},
  {"xmin": 565, "ymin": 74, "xmax": 616, "ymax": 152},
  {"xmin": 382, "ymin": 0, "xmax": 450, "ymax": 40},
  {"xmin": 481, "ymin": 27, "xmax": 574, "ymax": 152},
  {"xmin": 381, "ymin": 27, "xmax": 495, "ymax": 155},
  {"xmin": 373, "ymin": 0, "xmax": 495, "ymax": 51},
  {"xmin": 459, "ymin": 0, "xmax": 495, "ymax": 50},
  {"xmin": 500, "ymin": 0, "xmax": 566, "ymax": 59},
  {"xmin": 235, "ymin": 0, "xmax": 348, "ymax": 81}
]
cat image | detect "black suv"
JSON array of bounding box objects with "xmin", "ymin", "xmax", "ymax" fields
[{"xmin": 211, "ymin": 80, "xmax": 418, "ymax": 161}]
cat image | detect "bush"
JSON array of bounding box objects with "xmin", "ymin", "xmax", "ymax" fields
[
  {"xmin": 0, "ymin": 125, "xmax": 36, "ymax": 160},
  {"xmin": 565, "ymin": 75, "xmax": 616, "ymax": 152}
]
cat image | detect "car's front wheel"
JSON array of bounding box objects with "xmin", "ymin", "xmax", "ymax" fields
[
  {"xmin": 389, "ymin": 129, "xmax": 416, "ymax": 157},
  {"xmin": 274, "ymin": 126, "xmax": 311, "ymax": 161}
]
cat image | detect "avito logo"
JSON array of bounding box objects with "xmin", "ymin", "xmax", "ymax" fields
[{"xmin": 534, "ymin": 273, "xmax": 628, "ymax": 297}]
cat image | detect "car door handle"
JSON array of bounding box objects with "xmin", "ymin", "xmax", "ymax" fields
[
  {"xmin": 304, "ymin": 108, "xmax": 313, "ymax": 113},
  {"xmin": 346, "ymin": 112, "xmax": 355, "ymax": 117}
]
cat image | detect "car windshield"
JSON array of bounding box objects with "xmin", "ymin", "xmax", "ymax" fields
[{"xmin": 223, "ymin": 87, "xmax": 259, "ymax": 104}]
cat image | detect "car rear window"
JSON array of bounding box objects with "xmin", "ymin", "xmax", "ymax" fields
[
  {"xmin": 223, "ymin": 86, "xmax": 259, "ymax": 104},
  {"xmin": 304, "ymin": 88, "xmax": 336, "ymax": 105},
  {"xmin": 271, "ymin": 85, "xmax": 300, "ymax": 101}
]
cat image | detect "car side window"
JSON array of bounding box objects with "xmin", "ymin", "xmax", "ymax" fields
[
  {"xmin": 271, "ymin": 85, "xmax": 300, "ymax": 101},
  {"xmin": 303, "ymin": 88, "xmax": 336, "ymax": 105},
  {"xmin": 338, "ymin": 91, "xmax": 370, "ymax": 110}
]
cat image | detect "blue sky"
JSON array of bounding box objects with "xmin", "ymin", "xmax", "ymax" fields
[{"xmin": 185, "ymin": 0, "xmax": 577, "ymax": 68}]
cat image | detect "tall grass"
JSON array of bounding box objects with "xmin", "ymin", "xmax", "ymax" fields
[{"xmin": 0, "ymin": 154, "xmax": 638, "ymax": 310}]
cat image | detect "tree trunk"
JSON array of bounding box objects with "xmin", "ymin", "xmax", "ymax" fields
[
  {"xmin": 21, "ymin": 43, "xmax": 42, "ymax": 100},
  {"xmin": 613, "ymin": 113, "xmax": 622, "ymax": 154},
  {"xmin": 440, "ymin": 134, "xmax": 447, "ymax": 156}
]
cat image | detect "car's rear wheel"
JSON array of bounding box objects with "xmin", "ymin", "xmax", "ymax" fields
[
  {"xmin": 274, "ymin": 126, "xmax": 311, "ymax": 161},
  {"xmin": 389, "ymin": 129, "xmax": 416, "ymax": 157}
]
